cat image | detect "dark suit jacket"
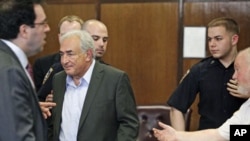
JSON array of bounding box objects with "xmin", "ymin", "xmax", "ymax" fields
[
  {"xmin": 0, "ymin": 40, "xmax": 47, "ymax": 141},
  {"xmin": 49, "ymin": 61, "xmax": 139, "ymax": 141},
  {"xmin": 37, "ymin": 59, "xmax": 107, "ymax": 101},
  {"xmin": 33, "ymin": 53, "xmax": 60, "ymax": 91}
]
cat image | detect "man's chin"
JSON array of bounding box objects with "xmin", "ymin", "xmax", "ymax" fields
[
  {"xmin": 27, "ymin": 47, "xmax": 43, "ymax": 57},
  {"xmin": 211, "ymin": 54, "xmax": 221, "ymax": 59},
  {"xmin": 64, "ymin": 70, "xmax": 73, "ymax": 75},
  {"xmin": 96, "ymin": 55, "xmax": 103, "ymax": 59}
]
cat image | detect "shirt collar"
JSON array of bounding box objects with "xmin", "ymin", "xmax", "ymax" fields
[{"xmin": 84, "ymin": 59, "xmax": 95, "ymax": 84}]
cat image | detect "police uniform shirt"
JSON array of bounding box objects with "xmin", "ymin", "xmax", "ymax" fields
[
  {"xmin": 167, "ymin": 56, "xmax": 246, "ymax": 130},
  {"xmin": 37, "ymin": 62, "xmax": 63, "ymax": 101}
]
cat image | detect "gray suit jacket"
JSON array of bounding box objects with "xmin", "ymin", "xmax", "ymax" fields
[
  {"xmin": 49, "ymin": 61, "xmax": 139, "ymax": 141},
  {"xmin": 0, "ymin": 40, "xmax": 47, "ymax": 141}
]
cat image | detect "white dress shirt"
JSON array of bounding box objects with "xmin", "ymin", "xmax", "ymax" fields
[{"xmin": 59, "ymin": 59, "xmax": 95, "ymax": 141}]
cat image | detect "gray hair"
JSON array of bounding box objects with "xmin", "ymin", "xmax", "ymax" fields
[{"xmin": 59, "ymin": 29, "xmax": 96, "ymax": 58}]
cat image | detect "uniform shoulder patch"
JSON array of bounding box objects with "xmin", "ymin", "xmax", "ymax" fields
[
  {"xmin": 179, "ymin": 69, "xmax": 190, "ymax": 84},
  {"xmin": 42, "ymin": 67, "xmax": 54, "ymax": 85}
]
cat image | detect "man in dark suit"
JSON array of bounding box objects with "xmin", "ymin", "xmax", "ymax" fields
[
  {"xmin": 0, "ymin": 0, "xmax": 54, "ymax": 140},
  {"xmin": 48, "ymin": 30, "xmax": 139, "ymax": 141},
  {"xmin": 38, "ymin": 19, "xmax": 109, "ymax": 101}
]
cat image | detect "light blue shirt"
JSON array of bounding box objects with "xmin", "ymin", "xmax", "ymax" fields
[{"xmin": 59, "ymin": 59, "xmax": 95, "ymax": 141}]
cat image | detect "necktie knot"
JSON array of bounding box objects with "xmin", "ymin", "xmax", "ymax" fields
[{"xmin": 26, "ymin": 63, "xmax": 34, "ymax": 81}]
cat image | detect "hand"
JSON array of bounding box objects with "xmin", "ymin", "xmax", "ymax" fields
[
  {"xmin": 39, "ymin": 102, "xmax": 56, "ymax": 119},
  {"xmin": 45, "ymin": 90, "xmax": 53, "ymax": 102},
  {"xmin": 153, "ymin": 122, "xmax": 177, "ymax": 141},
  {"xmin": 227, "ymin": 79, "xmax": 249, "ymax": 99}
]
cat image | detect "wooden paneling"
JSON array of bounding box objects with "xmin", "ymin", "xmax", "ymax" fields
[
  {"xmin": 101, "ymin": 0, "xmax": 177, "ymax": 3},
  {"xmin": 46, "ymin": 0, "xmax": 98, "ymax": 4},
  {"xmin": 183, "ymin": 2, "xmax": 250, "ymax": 68},
  {"xmin": 29, "ymin": 3, "xmax": 97, "ymax": 64},
  {"xmin": 29, "ymin": 0, "xmax": 250, "ymax": 131},
  {"xmin": 184, "ymin": 2, "xmax": 250, "ymax": 52},
  {"xmin": 100, "ymin": 0, "xmax": 249, "ymax": 3},
  {"xmin": 101, "ymin": 3, "xmax": 178, "ymax": 105}
]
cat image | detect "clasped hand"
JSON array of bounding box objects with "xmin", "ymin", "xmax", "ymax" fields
[
  {"xmin": 227, "ymin": 79, "xmax": 249, "ymax": 99},
  {"xmin": 39, "ymin": 92, "xmax": 56, "ymax": 119}
]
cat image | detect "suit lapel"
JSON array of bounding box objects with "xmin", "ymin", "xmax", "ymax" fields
[
  {"xmin": 0, "ymin": 40, "xmax": 21, "ymax": 66},
  {"xmin": 0, "ymin": 40, "xmax": 35, "ymax": 90},
  {"xmin": 53, "ymin": 72, "xmax": 67, "ymax": 136},
  {"xmin": 0, "ymin": 40, "xmax": 46, "ymax": 131},
  {"xmin": 55, "ymin": 71, "xmax": 67, "ymax": 114},
  {"xmin": 78, "ymin": 61, "xmax": 104, "ymax": 130}
]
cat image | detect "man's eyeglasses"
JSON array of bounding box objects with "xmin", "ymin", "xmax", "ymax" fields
[{"xmin": 30, "ymin": 21, "xmax": 48, "ymax": 28}]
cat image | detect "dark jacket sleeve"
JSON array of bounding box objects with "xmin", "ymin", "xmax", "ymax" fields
[{"xmin": 37, "ymin": 63, "xmax": 63, "ymax": 101}]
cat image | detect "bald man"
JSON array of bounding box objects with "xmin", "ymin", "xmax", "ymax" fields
[{"xmin": 83, "ymin": 19, "xmax": 109, "ymax": 63}]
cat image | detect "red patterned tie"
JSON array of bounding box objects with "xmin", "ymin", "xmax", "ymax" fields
[{"xmin": 26, "ymin": 63, "xmax": 34, "ymax": 81}]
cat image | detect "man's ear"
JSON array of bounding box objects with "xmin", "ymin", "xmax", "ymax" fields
[
  {"xmin": 85, "ymin": 49, "xmax": 93, "ymax": 61},
  {"xmin": 232, "ymin": 34, "xmax": 239, "ymax": 46},
  {"xmin": 19, "ymin": 24, "xmax": 29, "ymax": 39}
]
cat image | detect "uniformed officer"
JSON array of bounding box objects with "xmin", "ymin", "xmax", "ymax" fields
[{"xmin": 167, "ymin": 17, "xmax": 247, "ymax": 130}]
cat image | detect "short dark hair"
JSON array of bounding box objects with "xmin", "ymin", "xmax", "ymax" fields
[
  {"xmin": 208, "ymin": 17, "xmax": 240, "ymax": 35},
  {"xmin": 0, "ymin": 0, "xmax": 44, "ymax": 40}
]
